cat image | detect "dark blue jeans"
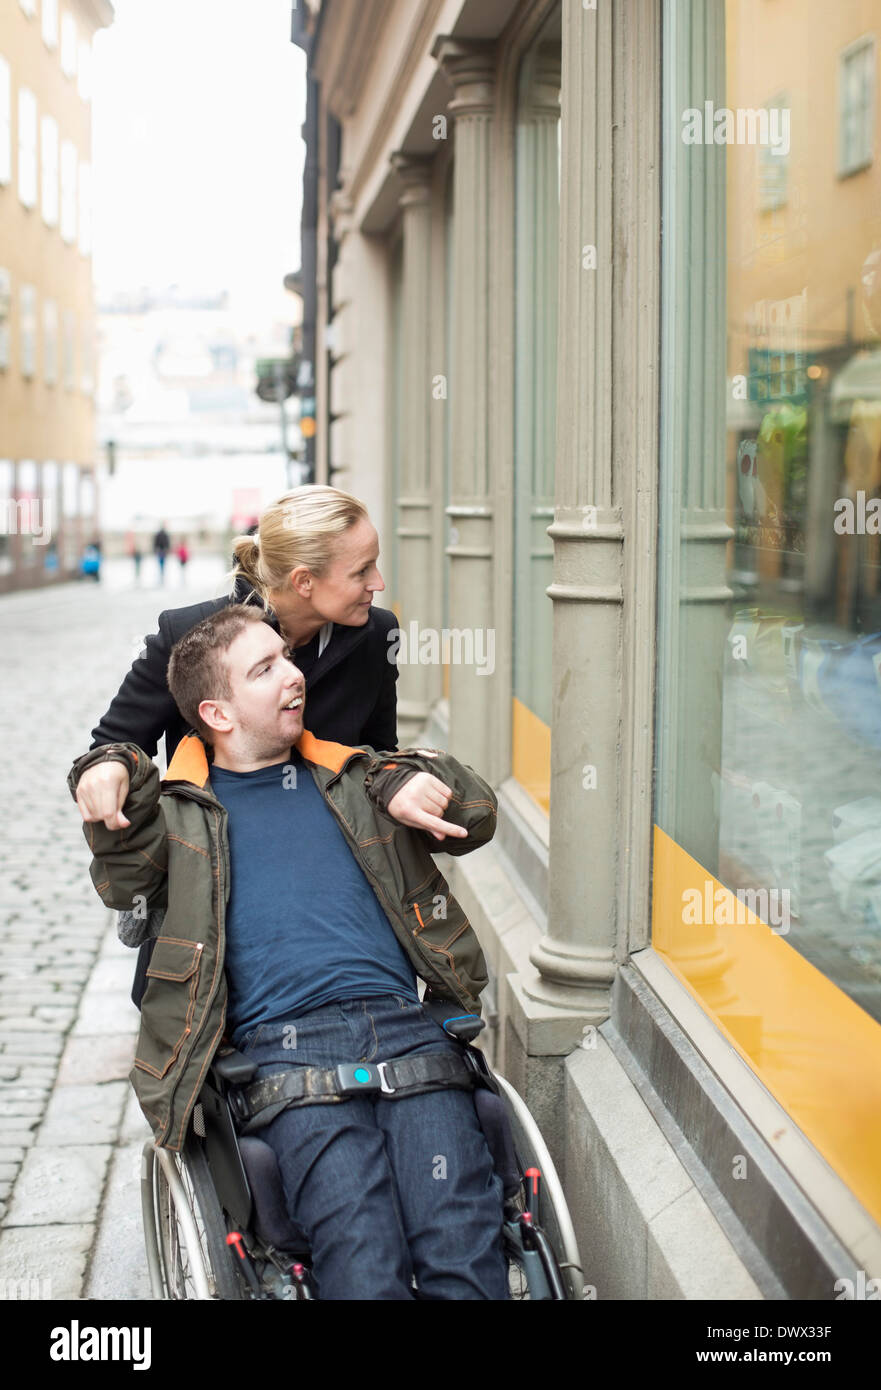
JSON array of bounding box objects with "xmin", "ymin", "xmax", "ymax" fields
[{"xmin": 238, "ymin": 994, "xmax": 509, "ymax": 1300}]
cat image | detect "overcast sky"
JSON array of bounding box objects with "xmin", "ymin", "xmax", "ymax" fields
[{"xmin": 91, "ymin": 0, "xmax": 305, "ymax": 318}]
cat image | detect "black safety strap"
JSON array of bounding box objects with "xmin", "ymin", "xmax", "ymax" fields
[{"xmin": 232, "ymin": 1050, "xmax": 481, "ymax": 1134}]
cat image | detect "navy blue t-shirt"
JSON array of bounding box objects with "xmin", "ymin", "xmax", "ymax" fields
[{"xmin": 209, "ymin": 752, "xmax": 419, "ymax": 1046}]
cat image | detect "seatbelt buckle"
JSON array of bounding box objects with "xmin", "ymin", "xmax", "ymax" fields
[{"xmin": 334, "ymin": 1062, "xmax": 382, "ymax": 1096}]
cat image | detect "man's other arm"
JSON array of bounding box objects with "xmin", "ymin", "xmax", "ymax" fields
[{"xmin": 365, "ymin": 748, "xmax": 497, "ymax": 855}]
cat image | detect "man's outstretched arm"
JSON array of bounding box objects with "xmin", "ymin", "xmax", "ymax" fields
[{"xmin": 68, "ymin": 744, "xmax": 169, "ymax": 917}]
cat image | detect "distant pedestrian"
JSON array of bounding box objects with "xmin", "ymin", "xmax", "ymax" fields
[
  {"xmin": 80, "ymin": 543, "xmax": 101, "ymax": 583},
  {"xmin": 175, "ymin": 538, "xmax": 189, "ymax": 584},
  {"xmin": 153, "ymin": 525, "xmax": 170, "ymax": 585},
  {"xmin": 126, "ymin": 531, "xmax": 143, "ymax": 584}
]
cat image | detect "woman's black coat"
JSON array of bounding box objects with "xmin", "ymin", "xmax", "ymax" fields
[{"xmin": 90, "ymin": 580, "xmax": 400, "ymax": 758}]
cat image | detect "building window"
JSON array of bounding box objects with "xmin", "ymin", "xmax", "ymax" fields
[
  {"xmin": 0, "ymin": 57, "xmax": 10, "ymax": 186},
  {"xmin": 17, "ymin": 88, "xmax": 37, "ymax": 209},
  {"xmin": 62, "ymin": 308, "xmax": 75, "ymax": 388},
  {"xmin": 20, "ymin": 284, "xmax": 36, "ymax": 378},
  {"xmin": 61, "ymin": 12, "xmax": 77, "ymax": 79},
  {"xmin": 839, "ymin": 36, "xmax": 875, "ymax": 177},
  {"xmin": 656, "ymin": 0, "xmax": 881, "ymax": 1233},
  {"xmin": 77, "ymin": 39, "xmax": 92, "ymax": 101},
  {"xmin": 757, "ymin": 92, "xmax": 789, "ymax": 212},
  {"xmin": 78, "ymin": 161, "xmax": 91, "ymax": 255},
  {"xmin": 44, "ymin": 299, "xmax": 58, "ymax": 384},
  {"xmin": 41, "ymin": 114, "xmax": 59, "ymax": 227},
  {"xmin": 42, "ymin": 0, "xmax": 59, "ymax": 51},
  {"xmin": 60, "ymin": 139, "xmax": 77, "ymax": 244},
  {"xmin": 0, "ymin": 268, "xmax": 10, "ymax": 370},
  {"xmin": 511, "ymin": 4, "xmax": 561, "ymax": 814},
  {"xmin": 80, "ymin": 318, "xmax": 93, "ymax": 394}
]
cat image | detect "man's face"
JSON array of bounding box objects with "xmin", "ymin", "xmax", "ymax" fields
[{"xmin": 211, "ymin": 622, "xmax": 306, "ymax": 760}]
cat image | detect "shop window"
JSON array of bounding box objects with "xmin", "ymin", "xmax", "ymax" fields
[
  {"xmin": 0, "ymin": 269, "xmax": 10, "ymax": 370},
  {"xmin": 511, "ymin": 2, "xmax": 561, "ymax": 814},
  {"xmin": 0, "ymin": 461, "xmax": 12, "ymax": 576},
  {"xmin": 655, "ymin": 0, "xmax": 881, "ymax": 1229}
]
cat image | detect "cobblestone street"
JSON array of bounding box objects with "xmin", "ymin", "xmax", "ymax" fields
[{"xmin": 0, "ymin": 557, "xmax": 227, "ymax": 1301}]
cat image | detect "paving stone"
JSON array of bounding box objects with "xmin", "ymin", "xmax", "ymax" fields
[
  {"xmin": 0, "ymin": 1225, "xmax": 94, "ymax": 1300},
  {"xmin": 72, "ymin": 990, "xmax": 139, "ymax": 1036},
  {"xmin": 56, "ymin": 1033, "xmax": 136, "ymax": 1086},
  {"xmin": 38, "ymin": 1082, "xmax": 128, "ymax": 1147},
  {"xmin": 5, "ymin": 1144, "xmax": 112, "ymax": 1225}
]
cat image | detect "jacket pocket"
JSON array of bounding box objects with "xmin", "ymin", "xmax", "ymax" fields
[
  {"xmin": 407, "ymin": 875, "xmax": 487, "ymax": 1004},
  {"xmin": 134, "ymin": 936, "xmax": 204, "ymax": 1080}
]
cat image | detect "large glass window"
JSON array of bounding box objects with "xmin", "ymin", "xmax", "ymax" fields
[
  {"xmin": 655, "ymin": 0, "xmax": 881, "ymax": 1227},
  {"xmin": 511, "ymin": 3, "xmax": 561, "ymax": 814}
]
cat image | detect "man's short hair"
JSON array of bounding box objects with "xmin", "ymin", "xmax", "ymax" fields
[{"xmin": 167, "ymin": 604, "xmax": 270, "ymax": 743}]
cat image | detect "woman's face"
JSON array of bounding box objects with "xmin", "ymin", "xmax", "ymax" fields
[{"xmin": 306, "ymin": 517, "xmax": 385, "ymax": 625}]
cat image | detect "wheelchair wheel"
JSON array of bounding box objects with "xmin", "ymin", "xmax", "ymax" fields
[
  {"xmin": 142, "ymin": 1138, "xmax": 245, "ymax": 1300},
  {"xmin": 492, "ymin": 1072, "xmax": 585, "ymax": 1301}
]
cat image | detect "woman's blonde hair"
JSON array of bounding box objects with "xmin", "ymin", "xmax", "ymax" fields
[{"xmin": 229, "ymin": 484, "xmax": 369, "ymax": 608}]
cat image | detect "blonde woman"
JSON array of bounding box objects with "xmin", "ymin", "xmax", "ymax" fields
[{"xmin": 81, "ymin": 486, "xmax": 398, "ymax": 793}]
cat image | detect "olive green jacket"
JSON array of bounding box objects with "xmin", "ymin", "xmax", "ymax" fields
[{"xmin": 67, "ymin": 732, "xmax": 496, "ymax": 1151}]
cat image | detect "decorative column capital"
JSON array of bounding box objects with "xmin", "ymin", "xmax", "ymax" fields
[
  {"xmin": 431, "ymin": 36, "xmax": 497, "ymax": 116},
  {"xmin": 390, "ymin": 152, "xmax": 434, "ymax": 208},
  {"xmin": 328, "ymin": 185, "xmax": 355, "ymax": 239},
  {"xmin": 520, "ymin": 41, "xmax": 562, "ymax": 121}
]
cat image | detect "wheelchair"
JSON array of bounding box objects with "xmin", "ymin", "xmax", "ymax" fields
[{"xmin": 140, "ymin": 1011, "xmax": 585, "ymax": 1302}]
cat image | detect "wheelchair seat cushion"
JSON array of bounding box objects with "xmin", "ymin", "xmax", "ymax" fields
[{"xmin": 238, "ymin": 1136, "xmax": 311, "ymax": 1253}]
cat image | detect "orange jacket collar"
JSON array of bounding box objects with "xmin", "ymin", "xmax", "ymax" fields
[{"xmin": 163, "ymin": 729, "xmax": 362, "ymax": 787}]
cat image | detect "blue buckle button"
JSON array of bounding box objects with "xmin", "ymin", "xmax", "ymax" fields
[{"xmin": 334, "ymin": 1062, "xmax": 381, "ymax": 1095}]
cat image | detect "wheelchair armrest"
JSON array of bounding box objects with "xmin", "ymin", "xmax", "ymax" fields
[
  {"xmin": 422, "ymin": 997, "xmax": 485, "ymax": 1042},
  {"xmin": 211, "ymin": 1049, "xmax": 258, "ymax": 1085}
]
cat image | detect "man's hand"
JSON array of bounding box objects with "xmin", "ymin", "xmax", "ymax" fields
[
  {"xmin": 386, "ymin": 769, "xmax": 468, "ymax": 842},
  {"xmin": 75, "ymin": 760, "xmax": 131, "ymax": 830}
]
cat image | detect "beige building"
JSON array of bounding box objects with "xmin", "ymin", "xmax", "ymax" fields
[
  {"xmin": 0, "ymin": 0, "xmax": 113, "ymax": 591},
  {"xmin": 291, "ymin": 0, "xmax": 881, "ymax": 1300}
]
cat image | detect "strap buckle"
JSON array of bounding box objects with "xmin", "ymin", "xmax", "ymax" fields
[
  {"xmin": 376, "ymin": 1060, "xmax": 396, "ymax": 1095},
  {"xmin": 333, "ymin": 1062, "xmax": 382, "ymax": 1096}
]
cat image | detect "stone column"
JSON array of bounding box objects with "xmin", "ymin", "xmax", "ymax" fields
[
  {"xmin": 430, "ymin": 36, "xmax": 500, "ymax": 781},
  {"xmin": 388, "ymin": 153, "xmax": 436, "ymax": 743}
]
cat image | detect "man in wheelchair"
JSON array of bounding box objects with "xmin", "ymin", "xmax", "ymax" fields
[{"xmin": 68, "ymin": 604, "xmax": 510, "ymax": 1300}]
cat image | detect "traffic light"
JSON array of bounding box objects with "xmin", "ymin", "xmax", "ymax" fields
[{"xmin": 255, "ymin": 356, "xmax": 301, "ymax": 404}]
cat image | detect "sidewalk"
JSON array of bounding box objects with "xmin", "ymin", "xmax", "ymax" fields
[{"xmin": 0, "ymin": 557, "xmax": 227, "ymax": 1300}]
